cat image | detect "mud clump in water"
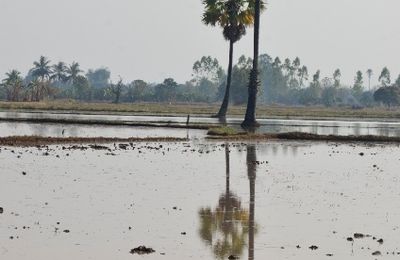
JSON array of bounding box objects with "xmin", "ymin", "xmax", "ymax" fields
[
  {"xmin": 89, "ymin": 144, "xmax": 109, "ymax": 150},
  {"xmin": 372, "ymin": 251, "xmax": 381, "ymax": 256},
  {"xmin": 130, "ymin": 246, "xmax": 155, "ymax": 255},
  {"xmin": 354, "ymin": 233, "xmax": 365, "ymax": 239}
]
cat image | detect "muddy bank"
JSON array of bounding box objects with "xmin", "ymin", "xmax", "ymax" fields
[
  {"xmin": 207, "ymin": 131, "xmax": 400, "ymax": 143},
  {"xmin": 0, "ymin": 136, "xmax": 188, "ymax": 146}
]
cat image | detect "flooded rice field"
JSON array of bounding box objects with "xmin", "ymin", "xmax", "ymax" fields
[
  {"xmin": 1, "ymin": 140, "xmax": 400, "ymax": 259},
  {"xmin": 1, "ymin": 111, "xmax": 400, "ymax": 137},
  {"xmin": 0, "ymin": 121, "xmax": 204, "ymax": 139}
]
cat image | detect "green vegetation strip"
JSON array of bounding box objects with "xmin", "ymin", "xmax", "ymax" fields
[{"xmin": 0, "ymin": 136, "xmax": 188, "ymax": 147}]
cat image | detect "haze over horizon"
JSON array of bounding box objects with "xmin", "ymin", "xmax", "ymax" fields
[{"xmin": 0, "ymin": 0, "xmax": 399, "ymax": 86}]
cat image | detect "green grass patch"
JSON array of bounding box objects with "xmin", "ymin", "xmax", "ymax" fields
[{"xmin": 207, "ymin": 126, "xmax": 238, "ymax": 136}]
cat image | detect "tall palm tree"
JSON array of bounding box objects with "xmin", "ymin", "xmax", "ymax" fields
[
  {"xmin": 51, "ymin": 61, "xmax": 68, "ymax": 83},
  {"xmin": 31, "ymin": 56, "xmax": 52, "ymax": 81},
  {"xmin": 242, "ymin": 0, "xmax": 264, "ymax": 128},
  {"xmin": 202, "ymin": 0, "xmax": 258, "ymax": 119}
]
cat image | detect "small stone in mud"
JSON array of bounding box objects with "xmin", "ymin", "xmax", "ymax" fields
[
  {"xmin": 228, "ymin": 255, "xmax": 239, "ymax": 260},
  {"xmin": 309, "ymin": 245, "xmax": 318, "ymax": 250},
  {"xmin": 377, "ymin": 238, "xmax": 384, "ymax": 244},
  {"xmin": 181, "ymin": 232, "xmax": 186, "ymax": 235},
  {"xmin": 359, "ymin": 152, "xmax": 365, "ymax": 156},
  {"xmin": 347, "ymin": 237, "xmax": 354, "ymax": 242},
  {"xmin": 22, "ymin": 171, "xmax": 27, "ymax": 175},
  {"xmin": 296, "ymin": 245, "xmax": 301, "ymax": 249},
  {"xmin": 372, "ymin": 251, "xmax": 381, "ymax": 256},
  {"xmin": 172, "ymin": 206, "xmax": 177, "ymax": 210},
  {"xmin": 130, "ymin": 246, "xmax": 155, "ymax": 255},
  {"xmin": 0, "ymin": 207, "xmax": 3, "ymax": 214},
  {"xmin": 63, "ymin": 229, "xmax": 70, "ymax": 233},
  {"xmin": 326, "ymin": 253, "xmax": 333, "ymax": 257},
  {"xmin": 354, "ymin": 233, "xmax": 365, "ymax": 239}
]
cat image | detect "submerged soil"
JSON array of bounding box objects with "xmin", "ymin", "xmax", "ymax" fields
[
  {"xmin": 0, "ymin": 136, "xmax": 188, "ymax": 146},
  {"xmin": 208, "ymin": 131, "xmax": 400, "ymax": 143},
  {"xmin": 2, "ymin": 131, "xmax": 400, "ymax": 147}
]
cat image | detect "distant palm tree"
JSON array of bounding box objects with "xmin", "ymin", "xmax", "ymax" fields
[
  {"xmin": 51, "ymin": 61, "xmax": 68, "ymax": 83},
  {"xmin": 379, "ymin": 67, "xmax": 391, "ymax": 87},
  {"xmin": 1, "ymin": 70, "xmax": 23, "ymax": 101},
  {"xmin": 30, "ymin": 56, "xmax": 52, "ymax": 81},
  {"xmin": 366, "ymin": 69, "xmax": 373, "ymax": 91},
  {"xmin": 203, "ymin": 0, "xmax": 262, "ymax": 119},
  {"xmin": 242, "ymin": 0, "xmax": 264, "ymax": 128},
  {"xmin": 66, "ymin": 62, "xmax": 82, "ymax": 84}
]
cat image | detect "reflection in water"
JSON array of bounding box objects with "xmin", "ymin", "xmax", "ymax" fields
[
  {"xmin": 199, "ymin": 144, "xmax": 259, "ymax": 259},
  {"xmin": 199, "ymin": 144, "xmax": 249, "ymax": 259},
  {"xmin": 0, "ymin": 121, "xmax": 205, "ymax": 138},
  {"xmin": 247, "ymin": 145, "xmax": 257, "ymax": 260}
]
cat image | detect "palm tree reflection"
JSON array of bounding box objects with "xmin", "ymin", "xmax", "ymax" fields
[
  {"xmin": 199, "ymin": 143, "xmax": 249, "ymax": 259},
  {"xmin": 246, "ymin": 144, "xmax": 257, "ymax": 260},
  {"xmin": 199, "ymin": 143, "xmax": 258, "ymax": 259}
]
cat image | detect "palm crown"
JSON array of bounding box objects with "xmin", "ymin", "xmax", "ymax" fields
[
  {"xmin": 31, "ymin": 56, "xmax": 52, "ymax": 80},
  {"xmin": 202, "ymin": 0, "xmax": 265, "ymax": 42}
]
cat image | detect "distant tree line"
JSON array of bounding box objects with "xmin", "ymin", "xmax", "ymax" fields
[{"xmin": 1, "ymin": 55, "xmax": 400, "ymax": 107}]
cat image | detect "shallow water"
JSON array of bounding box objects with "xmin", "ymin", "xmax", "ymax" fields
[
  {"xmin": 0, "ymin": 121, "xmax": 205, "ymax": 138},
  {"xmin": 1, "ymin": 111, "xmax": 400, "ymax": 137},
  {"xmin": 1, "ymin": 141, "xmax": 400, "ymax": 259}
]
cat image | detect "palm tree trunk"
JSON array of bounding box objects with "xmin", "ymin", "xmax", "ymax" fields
[
  {"xmin": 242, "ymin": 0, "xmax": 261, "ymax": 128},
  {"xmin": 216, "ymin": 40, "xmax": 235, "ymax": 118}
]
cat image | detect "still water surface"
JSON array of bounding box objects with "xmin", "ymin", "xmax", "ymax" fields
[
  {"xmin": 1, "ymin": 141, "xmax": 400, "ymax": 259},
  {"xmin": 1, "ymin": 111, "xmax": 400, "ymax": 137},
  {"xmin": 0, "ymin": 121, "xmax": 203, "ymax": 138}
]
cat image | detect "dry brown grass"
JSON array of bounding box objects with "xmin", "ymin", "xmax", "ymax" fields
[{"xmin": 1, "ymin": 100, "xmax": 400, "ymax": 120}]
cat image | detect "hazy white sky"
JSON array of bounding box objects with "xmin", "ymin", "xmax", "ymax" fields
[{"xmin": 0, "ymin": 0, "xmax": 399, "ymax": 85}]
